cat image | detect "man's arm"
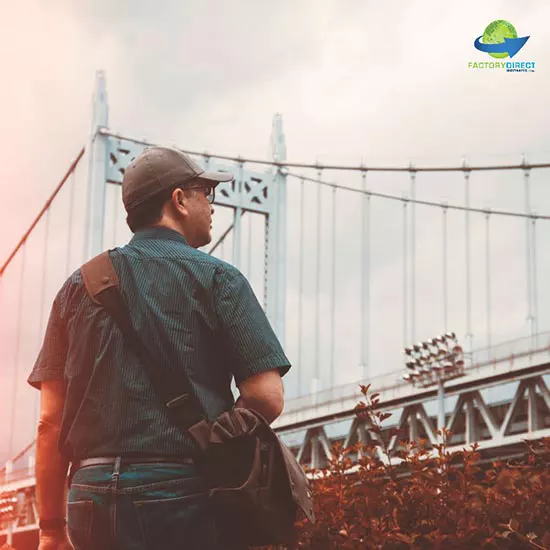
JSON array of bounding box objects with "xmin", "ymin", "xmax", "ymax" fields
[
  {"xmin": 236, "ymin": 369, "xmax": 284, "ymax": 424},
  {"xmin": 214, "ymin": 266, "xmax": 291, "ymax": 423},
  {"xmin": 36, "ymin": 381, "xmax": 70, "ymax": 542}
]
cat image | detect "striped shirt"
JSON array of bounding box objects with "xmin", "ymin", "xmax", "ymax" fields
[{"xmin": 28, "ymin": 226, "xmax": 291, "ymax": 459}]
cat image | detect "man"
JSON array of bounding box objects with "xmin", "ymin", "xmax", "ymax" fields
[{"xmin": 28, "ymin": 147, "xmax": 291, "ymax": 550}]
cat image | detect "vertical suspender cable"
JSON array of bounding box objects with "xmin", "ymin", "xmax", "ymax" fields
[
  {"xmin": 314, "ymin": 167, "xmax": 322, "ymax": 388},
  {"xmin": 330, "ymin": 185, "xmax": 336, "ymax": 388},
  {"xmin": 403, "ymin": 197, "xmax": 408, "ymax": 348},
  {"xmin": 485, "ymin": 210, "xmax": 492, "ymax": 352},
  {"xmin": 463, "ymin": 160, "xmax": 473, "ymax": 351},
  {"xmin": 8, "ymin": 243, "xmax": 27, "ymax": 459},
  {"xmin": 442, "ymin": 204, "xmax": 448, "ymax": 332},
  {"xmin": 112, "ymin": 184, "xmax": 119, "ymax": 248},
  {"xmin": 297, "ymin": 178, "xmax": 305, "ymax": 396},
  {"xmin": 65, "ymin": 171, "xmax": 77, "ymax": 277},
  {"xmin": 532, "ymin": 213, "xmax": 539, "ymax": 343},
  {"xmin": 263, "ymin": 166, "xmax": 275, "ymax": 313},
  {"xmin": 263, "ymin": 208, "xmax": 269, "ymax": 311},
  {"xmin": 247, "ymin": 210, "xmax": 253, "ymax": 281},
  {"xmin": 360, "ymin": 169, "xmax": 369, "ymax": 378},
  {"xmin": 409, "ymin": 165, "xmax": 416, "ymax": 343},
  {"xmin": 232, "ymin": 161, "xmax": 244, "ymax": 269},
  {"xmin": 523, "ymin": 156, "xmax": 534, "ymax": 341},
  {"xmin": 34, "ymin": 209, "xmax": 52, "ymax": 426}
]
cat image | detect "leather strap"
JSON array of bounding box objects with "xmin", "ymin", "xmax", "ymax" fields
[{"xmin": 81, "ymin": 251, "xmax": 119, "ymax": 305}]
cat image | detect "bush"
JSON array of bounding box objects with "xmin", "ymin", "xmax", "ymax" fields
[{"xmin": 276, "ymin": 385, "xmax": 550, "ymax": 550}]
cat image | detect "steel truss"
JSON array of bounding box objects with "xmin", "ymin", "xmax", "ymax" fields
[{"xmin": 276, "ymin": 363, "xmax": 550, "ymax": 469}]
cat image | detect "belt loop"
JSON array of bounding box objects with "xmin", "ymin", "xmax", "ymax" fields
[{"xmin": 111, "ymin": 456, "xmax": 122, "ymax": 490}]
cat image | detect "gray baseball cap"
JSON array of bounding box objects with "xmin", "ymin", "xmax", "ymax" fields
[{"xmin": 122, "ymin": 146, "xmax": 234, "ymax": 212}]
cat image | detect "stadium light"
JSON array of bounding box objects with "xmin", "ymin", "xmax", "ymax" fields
[{"xmin": 402, "ymin": 331, "xmax": 466, "ymax": 436}]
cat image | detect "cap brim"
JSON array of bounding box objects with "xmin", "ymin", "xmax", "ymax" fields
[{"xmin": 197, "ymin": 170, "xmax": 234, "ymax": 186}]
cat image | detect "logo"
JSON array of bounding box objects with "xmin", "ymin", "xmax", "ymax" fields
[{"xmin": 468, "ymin": 20, "xmax": 535, "ymax": 72}]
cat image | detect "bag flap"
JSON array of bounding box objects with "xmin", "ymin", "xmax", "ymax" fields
[{"xmin": 278, "ymin": 440, "xmax": 316, "ymax": 523}]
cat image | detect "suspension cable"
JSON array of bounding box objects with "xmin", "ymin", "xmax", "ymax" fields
[
  {"xmin": 99, "ymin": 130, "xmax": 550, "ymax": 173},
  {"xmin": 286, "ymin": 172, "xmax": 550, "ymax": 220}
]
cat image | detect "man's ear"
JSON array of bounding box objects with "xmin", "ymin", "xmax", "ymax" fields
[{"xmin": 171, "ymin": 188, "xmax": 188, "ymax": 214}]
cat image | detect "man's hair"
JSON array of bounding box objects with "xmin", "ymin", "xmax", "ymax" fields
[{"xmin": 126, "ymin": 187, "xmax": 176, "ymax": 232}]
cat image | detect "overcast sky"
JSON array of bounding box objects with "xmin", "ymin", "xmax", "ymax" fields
[{"xmin": 1, "ymin": 0, "xmax": 550, "ymax": 462}]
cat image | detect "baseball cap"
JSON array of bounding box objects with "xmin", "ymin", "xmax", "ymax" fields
[{"xmin": 122, "ymin": 146, "xmax": 234, "ymax": 212}]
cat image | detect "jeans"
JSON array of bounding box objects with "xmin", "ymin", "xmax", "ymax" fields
[{"xmin": 67, "ymin": 459, "xmax": 243, "ymax": 550}]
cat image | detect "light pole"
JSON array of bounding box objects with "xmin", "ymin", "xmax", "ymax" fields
[{"xmin": 402, "ymin": 332, "xmax": 466, "ymax": 438}]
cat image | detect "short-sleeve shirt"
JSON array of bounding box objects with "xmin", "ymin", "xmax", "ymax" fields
[{"xmin": 28, "ymin": 226, "xmax": 291, "ymax": 460}]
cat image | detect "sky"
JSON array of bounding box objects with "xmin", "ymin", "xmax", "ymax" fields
[{"xmin": 1, "ymin": 0, "xmax": 550, "ymax": 462}]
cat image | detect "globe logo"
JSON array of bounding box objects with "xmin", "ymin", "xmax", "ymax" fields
[{"xmin": 474, "ymin": 20, "xmax": 529, "ymax": 59}]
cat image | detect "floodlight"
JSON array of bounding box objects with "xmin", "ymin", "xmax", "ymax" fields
[
  {"xmin": 454, "ymin": 359, "xmax": 465, "ymax": 369},
  {"xmin": 451, "ymin": 345, "xmax": 463, "ymax": 356},
  {"xmin": 413, "ymin": 344, "xmax": 421, "ymax": 352},
  {"xmin": 445, "ymin": 331, "xmax": 456, "ymax": 340},
  {"xmin": 402, "ymin": 373, "xmax": 412, "ymax": 382},
  {"xmin": 406, "ymin": 361, "xmax": 417, "ymax": 370},
  {"xmin": 404, "ymin": 347, "xmax": 414, "ymax": 355}
]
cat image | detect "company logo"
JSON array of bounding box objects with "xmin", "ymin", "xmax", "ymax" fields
[{"xmin": 468, "ymin": 20, "xmax": 535, "ymax": 72}]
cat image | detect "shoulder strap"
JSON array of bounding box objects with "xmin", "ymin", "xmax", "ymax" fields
[
  {"xmin": 80, "ymin": 251, "xmax": 119, "ymax": 304},
  {"xmin": 80, "ymin": 251, "xmax": 205, "ymax": 430}
]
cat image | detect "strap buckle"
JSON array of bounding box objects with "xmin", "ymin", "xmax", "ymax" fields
[{"xmin": 166, "ymin": 393, "xmax": 190, "ymax": 409}]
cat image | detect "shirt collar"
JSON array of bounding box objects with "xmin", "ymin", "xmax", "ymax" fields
[{"xmin": 130, "ymin": 226, "xmax": 190, "ymax": 246}]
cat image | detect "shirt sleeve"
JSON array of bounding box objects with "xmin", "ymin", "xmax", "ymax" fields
[
  {"xmin": 214, "ymin": 265, "xmax": 291, "ymax": 386},
  {"xmin": 27, "ymin": 296, "xmax": 68, "ymax": 389}
]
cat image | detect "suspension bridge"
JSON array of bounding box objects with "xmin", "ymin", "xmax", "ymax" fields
[{"xmin": 1, "ymin": 71, "xmax": 549, "ymax": 546}]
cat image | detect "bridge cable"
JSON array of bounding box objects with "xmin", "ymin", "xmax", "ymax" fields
[
  {"xmin": 297, "ymin": 178, "xmax": 305, "ymax": 396},
  {"xmin": 485, "ymin": 211, "xmax": 492, "ymax": 353},
  {"xmin": 330, "ymin": 184, "xmax": 336, "ymax": 389},
  {"xmin": 0, "ymin": 147, "xmax": 85, "ymax": 278},
  {"xmin": 65, "ymin": 171, "xmax": 77, "ymax": 277},
  {"xmin": 8, "ymin": 243, "xmax": 27, "ymax": 459},
  {"xmin": 532, "ymin": 214, "xmax": 539, "ymax": 345},
  {"xmin": 285, "ymin": 171, "xmax": 550, "ymax": 220},
  {"xmin": 464, "ymin": 162, "xmax": 473, "ymax": 352},
  {"xmin": 409, "ymin": 166, "xmax": 417, "ymax": 344},
  {"xmin": 314, "ymin": 167, "xmax": 323, "ymax": 392},
  {"xmin": 442, "ymin": 204, "xmax": 448, "ymax": 332},
  {"xmin": 33, "ymin": 208, "xmax": 52, "ymax": 429},
  {"xmin": 100, "ymin": 130, "xmax": 550, "ymax": 173},
  {"xmin": 523, "ymin": 160, "xmax": 534, "ymax": 340},
  {"xmin": 402, "ymin": 197, "xmax": 408, "ymax": 351}
]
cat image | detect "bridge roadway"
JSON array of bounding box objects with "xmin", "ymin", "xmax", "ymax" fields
[{"xmin": 1, "ymin": 334, "xmax": 550, "ymax": 541}]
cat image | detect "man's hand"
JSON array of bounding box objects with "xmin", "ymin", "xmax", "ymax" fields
[{"xmin": 38, "ymin": 529, "xmax": 73, "ymax": 550}]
